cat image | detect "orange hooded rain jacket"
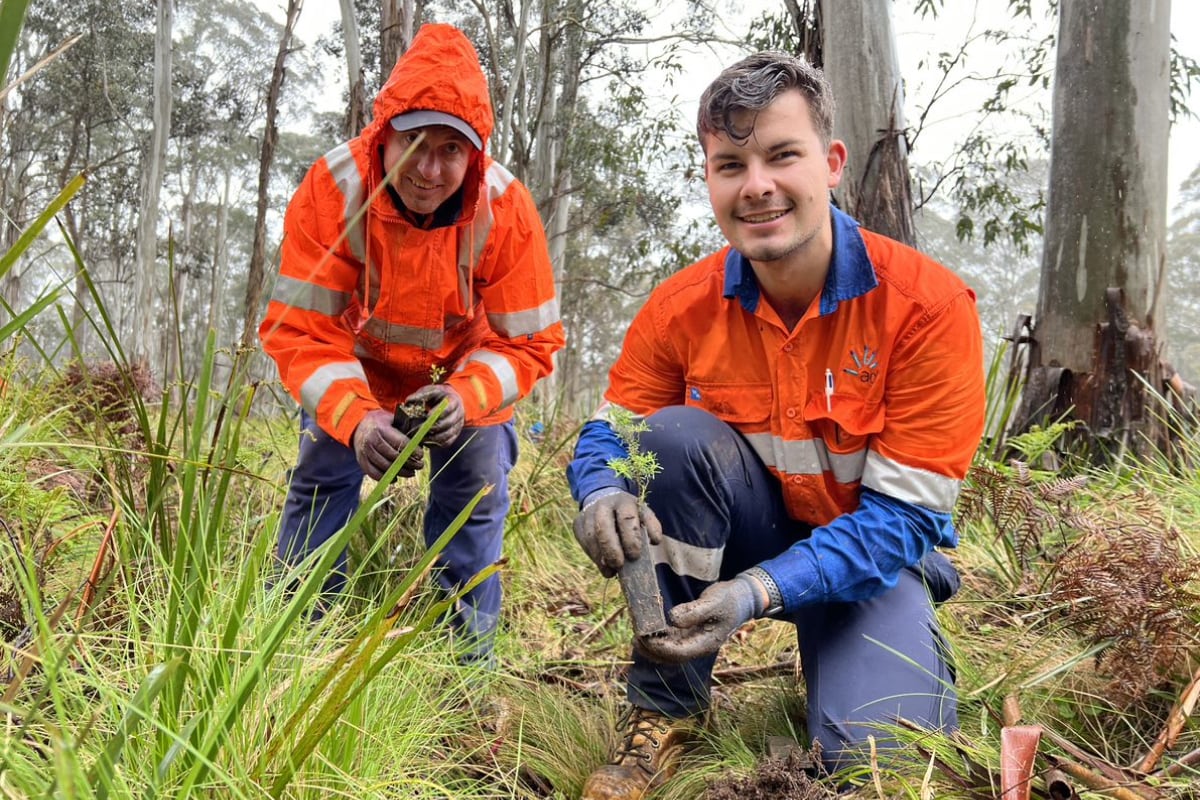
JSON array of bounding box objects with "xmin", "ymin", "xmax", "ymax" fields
[{"xmin": 260, "ymin": 24, "xmax": 565, "ymax": 445}]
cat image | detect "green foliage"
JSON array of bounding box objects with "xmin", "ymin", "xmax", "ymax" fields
[
  {"xmin": 604, "ymin": 407, "xmax": 660, "ymax": 503},
  {"xmin": 1001, "ymin": 419, "xmax": 1076, "ymax": 466},
  {"xmin": 1170, "ymin": 38, "xmax": 1200, "ymax": 123},
  {"xmin": 913, "ymin": 0, "xmax": 944, "ymax": 19},
  {"xmin": 947, "ymin": 137, "xmax": 1046, "ymax": 254}
]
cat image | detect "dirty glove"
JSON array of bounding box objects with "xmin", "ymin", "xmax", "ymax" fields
[
  {"xmin": 352, "ymin": 409, "xmax": 424, "ymax": 481},
  {"xmin": 572, "ymin": 488, "xmax": 663, "ymax": 578},
  {"xmin": 637, "ymin": 574, "xmax": 767, "ymax": 664},
  {"xmin": 403, "ymin": 384, "xmax": 465, "ymax": 448}
]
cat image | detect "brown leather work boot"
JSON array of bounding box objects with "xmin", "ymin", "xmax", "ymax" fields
[{"xmin": 581, "ymin": 705, "xmax": 694, "ymax": 800}]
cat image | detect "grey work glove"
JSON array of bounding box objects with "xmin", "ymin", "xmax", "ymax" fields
[
  {"xmin": 637, "ymin": 574, "xmax": 766, "ymax": 664},
  {"xmin": 404, "ymin": 384, "xmax": 465, "ymax": 448},
  {"xmin": 572, "ymin": 489, "xmax": 663, "ymax": 578},
  {"xmin": 352, "ymin": 409, "xmax": 424, "ymax": 481}
]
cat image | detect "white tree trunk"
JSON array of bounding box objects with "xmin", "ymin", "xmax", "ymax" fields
[
  {"xmin": 339, "ymin": 0, "xmax": 368, "ymax": 138},
  {"xmin": 209, "ymin": 166, "xmax": 230, "ymax": 339},
  {"xmin": 239, "ymin": 0, "xmax": 300, "ymax": 353},
  {"xmin": 133, "ymin": 0, "xmax": 173, "ymax": 369},
  {"xmin": 1012, "ymin": 0, "xmax": 1172, "ymax": 455},
  {"xmin": 1035, "ymin": 0, "xmax": 1171, "ymax": 369},
  {"xmin": 820, "ymin": 0, "xmax": 914, "ymax": 244},
  {"xmin": 381, "ymin": 0, "xmax": 415, "ymax": 71}
]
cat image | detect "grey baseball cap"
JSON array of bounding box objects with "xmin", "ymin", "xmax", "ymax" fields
[{"xmin": 390, "ymin": 110, "xmax": 482, "ymax": 150}]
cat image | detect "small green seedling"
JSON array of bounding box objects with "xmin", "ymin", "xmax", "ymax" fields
[
  {"xmin": 393, "ymin": 364, "xmax": 449, "ymax": 435},
  {"xmin": 604, "ymin": 408, "xmax": 668, "ymax": 637},
  {"xmin": 605, "ymin": 408, "xmax": 661, "ymax": 503}
]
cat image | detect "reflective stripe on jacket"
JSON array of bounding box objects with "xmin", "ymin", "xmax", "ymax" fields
[
  {"xmin": 259, "ymin": 24, "xmax": 564, "ymax": 445},
  {"xmin": 572, "ymin": 206, "xmax": 985, "ymax": 525}
]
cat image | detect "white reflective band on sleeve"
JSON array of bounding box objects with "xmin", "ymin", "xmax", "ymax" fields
[
  {"xmin": 463, "ymin": 349, "xmax": 519, "ymax": 408},
  {"xmin": 323, "ymin": 143, "xmax": 367, "ymax": 265},
  {"xmin": 300, "ymin": 361, "xmax": 367, "ymax": 416},
  {"xmin": 487, "ymin": 297, "xmax": 561, "ymax": 338},
  {"xmin": 271, "ymin": 275, "xmax": 351, "ymax": 315},
  {"xmin": 648, "ymin": 538, "xmax": 724, "ymax": 582},
  {"xmin": 861, "ymin": 450, "xmax": 962, "ymax": 513}
]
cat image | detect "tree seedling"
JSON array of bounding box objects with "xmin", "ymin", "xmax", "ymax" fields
[
  {"xmin": 392, "ymin": 364, "xmax": 448, "ymax": 437},
  {"xmin": 606, "ymin": 409, "xmax": 669, "ymax": 638}
]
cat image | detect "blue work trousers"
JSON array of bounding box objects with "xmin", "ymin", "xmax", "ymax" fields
[
  {"xmin": 627, "ymin": 406, "xmax": 958, "ymax": 771},
  {"xmin": 277, "ymin": 411, "xmax": 517, "ymax": 660}
]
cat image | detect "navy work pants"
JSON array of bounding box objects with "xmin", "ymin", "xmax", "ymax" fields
[
  {"xmin": 627, "ymin": 406, "xmax": 958, "ymax": 770},
  {"xmin": 277, "ymin": 410, "xmax": 517, "ymax": 660}
]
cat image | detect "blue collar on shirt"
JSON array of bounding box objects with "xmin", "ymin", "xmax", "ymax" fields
[{"xmin": 722, "ymin": 205, "xmax": 878, "ymax": 316}]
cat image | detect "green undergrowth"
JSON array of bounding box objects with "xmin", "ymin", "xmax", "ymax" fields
[
  {"xmin": 3, "ymin": 6, "xmax": 1199, "ymax": 785},
  {"xmin": 3, "ymin": 343, "xmax": 1198, "ymax": 799}
]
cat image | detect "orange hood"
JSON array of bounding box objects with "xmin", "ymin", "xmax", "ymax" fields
[{"xmin": 362, "ymin": 24, "xmax": 493, "ymax": 218}]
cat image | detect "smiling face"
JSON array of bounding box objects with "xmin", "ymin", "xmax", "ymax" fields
[
  {"xmin": 383, "ymin": 125, "xmax": 475, "ymax": 214},
  {"xmin": 703, "ymin": 89, "xmax": 846, "ymax": 269}
]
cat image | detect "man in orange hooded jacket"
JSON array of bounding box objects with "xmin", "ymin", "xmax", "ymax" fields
[{"xmin": 260, "ymin": 24, "xmax": 564, "ymax": 662}]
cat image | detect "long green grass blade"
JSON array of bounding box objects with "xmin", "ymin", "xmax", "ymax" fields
[
  {"xmin": 58, "ymin": 220, "xmax": 129, "ymax": 367},
  {"xmin": 88, "ymin": 659, "xmax": 184, "ymax": 799},
  {"xmin": 0, "ymin": 172, "xmax": 86, "ymax": 280},
  {"xmin": 0, "ymin": 287, "xmax": 60, "ymax": 343},
  {"xmin": 256, "ymin": 416, "xmax": 454, "ymax": 766},
  {"xmin": 0, "ymin": 0, "xmax": 31, "ymax": 86}
]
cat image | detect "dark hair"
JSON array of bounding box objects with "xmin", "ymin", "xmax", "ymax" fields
[{"xmin": 697, "ymin": 51, "xmax": 835, "ymax": 151}]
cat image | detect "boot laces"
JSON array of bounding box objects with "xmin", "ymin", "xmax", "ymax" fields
[{"xmin": 611, "ymin": 706, "xmax": 671, "ymax": 768}]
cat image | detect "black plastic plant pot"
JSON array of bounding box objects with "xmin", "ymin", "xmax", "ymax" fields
[
  {"xmin": 392, "ymin": 403, "xmax": 428, "ymax": 437},
  {"xmin": 618, "ymin": 524, "xmax": 669, "ymax": 638}
]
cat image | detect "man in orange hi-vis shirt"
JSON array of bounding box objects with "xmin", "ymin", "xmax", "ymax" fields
[
  {"xmin": 567, "ymin": 52, "xmax": 985, "ymax": 797},
  {"xmin": 260, "ymin": 24, "xmax": 564, "ymax": 664}
]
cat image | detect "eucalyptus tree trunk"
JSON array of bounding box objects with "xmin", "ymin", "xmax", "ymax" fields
[
  {"xmin": 489, "ymin": 0, "xmax": 533, "ymax": 165},
  {"xmin": 167, "ymin": 163, "xmax": 199, "ymax": 387},
  {"xmin": 0, "ymin": 145, "xmax": 29, "ymax": 310},
  {"xmin": 209, "ymin": 166, "xmax": 231, "ymax": 339},
  {"xmin": 132, "ymin": 0, "xmax": 173, "ymax": 369},
  {"xmin": 527, "ymin": 0, "xmax": 583, "ymax": 408},
  {"xmin": 381, "ymin": 0, "xmax": 416, "ymax": 70},
  {"xmin": 339, "ymin": 0, "xmax": 369, "ymax": 138},
  {"xmin": 239, "ymin": 0, "xmax": 300, "ymax": 352},
  {"xmin": 818, "ymin": 0, "xmax": 914, "ymax": 245},
  {"xmin": 1016, "ymin": 0, "xmax": 1172, "ymax": 458}
]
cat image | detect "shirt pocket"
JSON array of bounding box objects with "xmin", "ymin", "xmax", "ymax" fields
[
  {"xmin": 803, "ymin": 393, "xmax": 883, "ymax": 485},
  {"xmin": 684, "ymin": 382, "xmax": 773, "ymax": 426}
]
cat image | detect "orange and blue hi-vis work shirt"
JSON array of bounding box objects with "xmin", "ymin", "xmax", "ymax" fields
[
  {"xmin": 568, "ymin": 207, "xmax": 985, "ymax": 610},
  {"xmin": 259, "ymin": 24, "xmax": 565, "ymax": 445}
]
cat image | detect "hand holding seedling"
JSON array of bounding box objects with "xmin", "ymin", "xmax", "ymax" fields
[
  {"xmin": 403, "ymin": 383, "xmax": 465, "ymax": 447},
  {"xmin": 352, "ymin": 409, "xmax": 425, "ymax": 480},
  {"xmin": 572, "ymin": 489, "xmax": 663, "ymax": 578}
]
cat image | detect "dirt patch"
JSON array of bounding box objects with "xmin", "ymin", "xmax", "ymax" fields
[
  {"xmin": 0, "ymin": 587, "xmax": 24, "ymax": 641},
  {"xmin": 704, "ymin": 751, "xmax": 835, "ymax": 800}
]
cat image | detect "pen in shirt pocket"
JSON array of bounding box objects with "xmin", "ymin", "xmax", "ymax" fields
[{"xmin": 824, "ymin": 368, "xmax": 834, "ymax": 412}]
